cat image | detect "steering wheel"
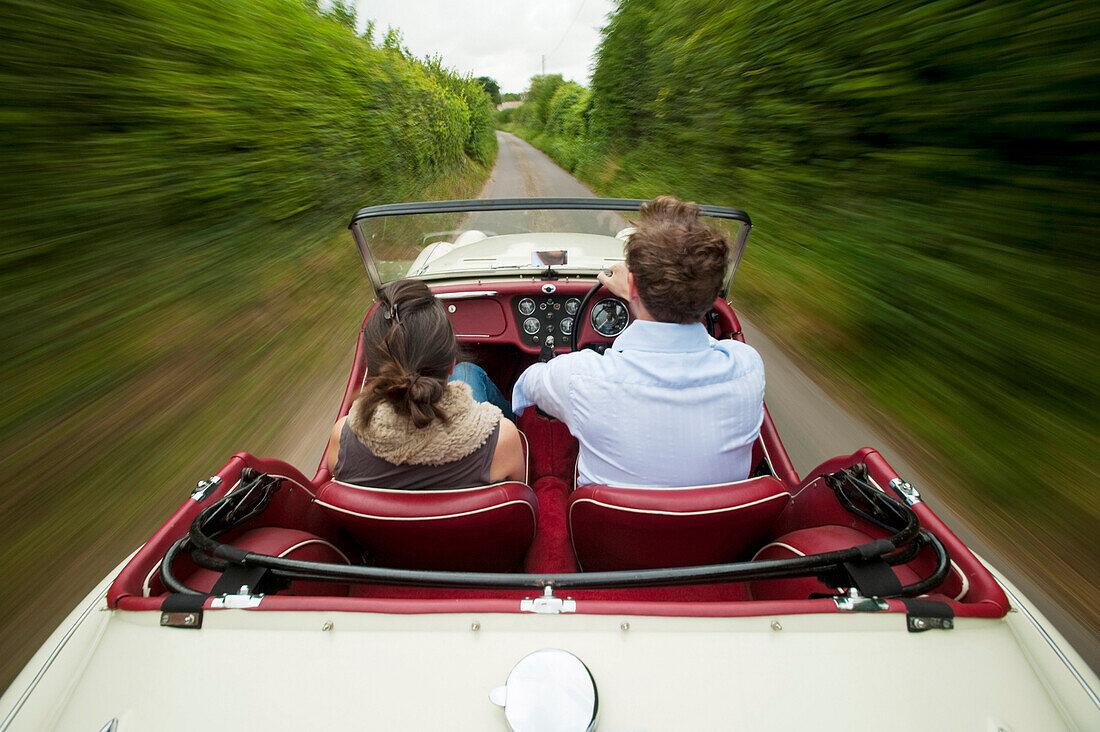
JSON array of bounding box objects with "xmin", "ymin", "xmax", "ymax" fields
[{"xmin": 570, "ymin": 281, "xmax": 605, "ymax": 353}]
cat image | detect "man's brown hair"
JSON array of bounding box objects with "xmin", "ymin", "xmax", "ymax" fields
[{"xmin": 625, "ymin": 195, "xmax": 731, "ymax": 323}]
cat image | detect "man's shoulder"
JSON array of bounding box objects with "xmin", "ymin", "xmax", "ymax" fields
[{"xmin": 714, "ymin": 337, "xmax": 764, "ymax": 364}]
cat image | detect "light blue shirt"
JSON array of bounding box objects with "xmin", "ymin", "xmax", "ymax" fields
[{"xmin": 512, "ymin": 320, "xmax": 765, "ymax": 487}]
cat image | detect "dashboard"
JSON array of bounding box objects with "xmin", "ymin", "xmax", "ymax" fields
[
  {"xmin": 431, "ymin": 280, "xmax": 739, "ymax": 356},
  {"xmin": 510, "ymin": 293, "xmax": 630, "ymax": 348},
  {"xmin": 434, "ymin": 282, "xmax": 632, "ymax": 354}
]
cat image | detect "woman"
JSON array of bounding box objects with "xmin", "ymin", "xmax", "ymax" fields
[{"xmin": 326, "ymin": 279, "xmax": 525, "ymax": 489}]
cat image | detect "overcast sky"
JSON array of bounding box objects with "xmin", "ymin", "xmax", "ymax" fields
[{"xmin": 352, "ymin": 1, "xmax": 617, "ymax": 93}]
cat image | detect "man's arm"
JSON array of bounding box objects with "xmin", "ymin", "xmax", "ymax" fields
[{"xmin": 511, "ymin": 356, "xmax": 576, "ymax": 422}]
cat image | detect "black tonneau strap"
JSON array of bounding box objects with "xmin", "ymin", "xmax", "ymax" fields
[
  {"xmin": 842, "ymin": 559, "xmax": 903, "ymax": 597},
  {"xmin": 209, "ymin": 564, "xmax": 277, "ymax": 597}
]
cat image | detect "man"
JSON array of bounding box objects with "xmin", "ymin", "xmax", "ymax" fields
[{"xmin": 512, "ymin": 195, "xmax": 766, "ymax": 487}]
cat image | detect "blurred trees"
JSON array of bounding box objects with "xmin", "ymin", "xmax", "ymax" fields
[
  {"xmin": 514, "ymin": 74, "xmax": 565, "ymax": 131},
  {"xmin": 0, "ymin": 0, "xmax": 498, "ymax": 686},
  {"xmin": 507, "ymin": 0, "xmax": 1100, "ymax": 588},
  {"xmin": 1, "ymin": 0, "xmax": 498, "ymax": 410},
  {"xmin": 476, "ymin": 76, "xmax": 502, "ymax": 105}
]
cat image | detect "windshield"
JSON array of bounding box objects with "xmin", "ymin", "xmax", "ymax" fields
[{"xmin": 348, "ymin": 199, "xmax": 750, "ymax": 293}]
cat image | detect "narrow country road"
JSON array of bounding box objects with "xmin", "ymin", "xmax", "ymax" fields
[{"xmin": 486, "ymin": 131, "xmax": 1099, "ymax": 672}]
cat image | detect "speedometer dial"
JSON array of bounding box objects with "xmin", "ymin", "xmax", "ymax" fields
[{"xmin": 590, "ymin": 298, "xmax": 629, "ymax": 338}]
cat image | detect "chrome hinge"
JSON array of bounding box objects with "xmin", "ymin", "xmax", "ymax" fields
[
  {"xmin": 834, "ymin": 589, "xmax": 889, "ymax": 612},
  {"xmin": 908, "ymin": 615, "xmax": 954, "ymax": 632},
  {"xmin": 160, "ymin": 611, "xmax": 203, "ymax": 628},
  {"xmin": 520, "ymin": 586, "xmax": 576, "ymax": 614},
  {"xmin": 211, "ymin": 587, "xmax": 264, "ymax": 609},
  {"xmin": 191, "ymin": 475, "xmax": 222, "ymax": 501},
  {"xmin": 889, "ymin": 478, "xmax": 922, "ymax": 506}
]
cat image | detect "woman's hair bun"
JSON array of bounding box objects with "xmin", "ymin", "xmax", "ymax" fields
[
  {"xmin": 406, "ymin": 372, "xmax": 442, "ymax": 403},
  {"xmin": 359, "ymin": 279, "xmax": 458, "ymax": 429}
]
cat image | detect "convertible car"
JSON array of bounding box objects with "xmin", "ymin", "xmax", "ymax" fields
[{"xmin": 2, "ymin": 199, "xmax": 1097, "ymax": 730}]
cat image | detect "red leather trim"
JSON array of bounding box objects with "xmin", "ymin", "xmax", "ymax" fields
[
  {"xmin": 314, "ymin": 480, "xmax": 538, "ymax": 572},
  {"xmin": 108, "ymin": 453, "xmax": 326, "ymax": 608},
  {"xmin": 315, "ymin": 325, "xmax": 367, "ymax": 481},
  {"xmin": 449, "ymin": 297, "xmax": 507, "ymax": 337},
  {"xmin": 114, "ymin": 594, "xmax": 1007, "ymax": 618},
  {"xmin": 569, "ymin": 477, "xmax": 791, "ymax": 571},
  {"xmin": 759, "ymin": 404, "xmax": 799, "ymax": 485}
]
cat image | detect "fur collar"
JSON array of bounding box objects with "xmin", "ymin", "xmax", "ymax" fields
[{"xmin": 347, "ymin": 381, "xmax": 501, "ymax": 466}]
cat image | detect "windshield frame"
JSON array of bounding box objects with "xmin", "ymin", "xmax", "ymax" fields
[{"xmin": 348, "ymin": 198, "xmax": 752, "ymax": 294}]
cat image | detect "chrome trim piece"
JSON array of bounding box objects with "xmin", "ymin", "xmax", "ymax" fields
[
  {"xmin": 999, "ymin": 581, "xmax": 1100, "ymax": 709},
  {"xmin": 351, "ymin": 222, "xmax": 385, "ymax": 294},
  {"xmin": 190, "ymin": 475, "xmax": 222, "ymax": 502},
  {"xmin": 0, "ymin": 587, "xmax": 110, "ymax": 731},
  {"xmin": 211, "ymin": 593, "xmax": 264, "ymax": 609},
  {"xmin": 834, "ymin": 595, "xmax": 889, "ymax": 612},
  {"xmin": 435, "ymin": 291, "xmax": 500, "ymax": 300},
  {"xmin": 520, "ymin": 586, "xmax": 577, "ymax": 614},
  {"xmin": 889, "ymin": 478, "xmax": 923, "ymax": 506}
]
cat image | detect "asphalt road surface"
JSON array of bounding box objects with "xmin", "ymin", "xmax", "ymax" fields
[{"xmin": 487, "ymin": 131, "xmax": 1099, "ymax": 673}]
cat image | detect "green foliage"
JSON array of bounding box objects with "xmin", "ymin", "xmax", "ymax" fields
[
  {"xmin": 501, "ymin": 92, "xmax": 523, "ymax": 102},
  {"xmin": 516, "ymin": 0, "xmax": 1100, "ymax": 579},
  {"xmin": 544, "ymin": 82, "xmax": 591, "ymax": 138},
  {"xmin": 476, "ymin": 76, "xmax": 502, "ymax": 105},
  {"xmin": 324, "ymin": 0, "xmax": 356, "ymax": 30},
  {"xmin": 511, "ymin": 82, "xmax": 598, "ymax": 172},
  {"xmin": 0, "ymin": 0, "xmax": 498, "ymax": 427},
  {"xmin": 515, "ymin": 74, "xmax": 565, "ymax": 131},
  {"xmin": 0, "ymin": 0, "xmax": 498, "ymax": 685}
]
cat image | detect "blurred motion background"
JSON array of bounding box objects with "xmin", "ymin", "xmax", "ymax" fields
[{"xmin": 1, "ymin": 0, "xmax": 1097, "ymax": 689}]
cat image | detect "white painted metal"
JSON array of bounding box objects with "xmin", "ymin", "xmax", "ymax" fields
[
  {"xmin": 2, "ymin": 563, "xmax": 1097, "ymax": 731},
  {"xmin": 408, "ymin": 233, "xmax": 625, "ymax": 279}
]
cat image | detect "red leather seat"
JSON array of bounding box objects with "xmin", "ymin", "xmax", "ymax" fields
[
  {"xmin": 186, "ymin": 527, "xmax": 352, "ymax": 597},
  {"xmin": 568, "ymin": 476, "xmax": 791, "ymax": 571},
  {"xmin": 315, "ymin": 481, "xmax": 538, "ymax": 572},
  {"xmin": 748, "ymin": 525, "xmax": 963, "ymax": 601}
]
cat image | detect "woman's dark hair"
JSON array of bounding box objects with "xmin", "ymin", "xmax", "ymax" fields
[{"xmin": 357, "ymin": 279, "xmax": 457, "ymax": 428}]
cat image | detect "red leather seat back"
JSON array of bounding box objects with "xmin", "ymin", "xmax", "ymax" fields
[
  {"xmin": 315, "ymin": 481, "xmax": 538, "ymax": 572},
  {"xmin": 568, "ymin": 477, "xmax": 791, "ymax": 571},
  {"xmin": 749, "ymin": 525, "xmax": 959, "ymax": 601},
  {"xmin": 186, "ymin": 527, "xmax": 352, "ymax": 597}
]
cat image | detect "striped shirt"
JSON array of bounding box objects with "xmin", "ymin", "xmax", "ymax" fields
[{"xmin": 512, "ymin": 319, "xmax": 765, "ymax": 487}]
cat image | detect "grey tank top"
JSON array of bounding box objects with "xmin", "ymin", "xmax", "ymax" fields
[{"xmin": 334, "ymin": 420, "xmax": 501, "ymax": 490}]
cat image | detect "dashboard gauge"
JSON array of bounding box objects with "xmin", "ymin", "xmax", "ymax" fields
[
  {"xmin": 522, "ymin": 317, "xmax": 541, "ymax": 335},
  {"xmin": 560, "ymin": 317, "xmax": 574, "ymax": 335},
  {"xmin": 591, "ymin": 298, "xmax": 629, "ymax": 337},
  {"xmin": 517, "ymin": 297, "xmax": 536, "ymax": 315},
  {"xmin": 565, "ymin": 297, "xmax": 580, "ymax": 315}
]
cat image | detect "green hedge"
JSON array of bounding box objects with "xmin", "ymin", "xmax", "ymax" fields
[
  {"xmin": 510, "ymin": 0, "xmax": 1100, "ymax": 584},
  {"xmin": 0, "ymin": 0, "xmax": 496, "ymax": 687},
  {"xmin": 1, "ymin": 0, "xmax": 496, "ymax": 438}
]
